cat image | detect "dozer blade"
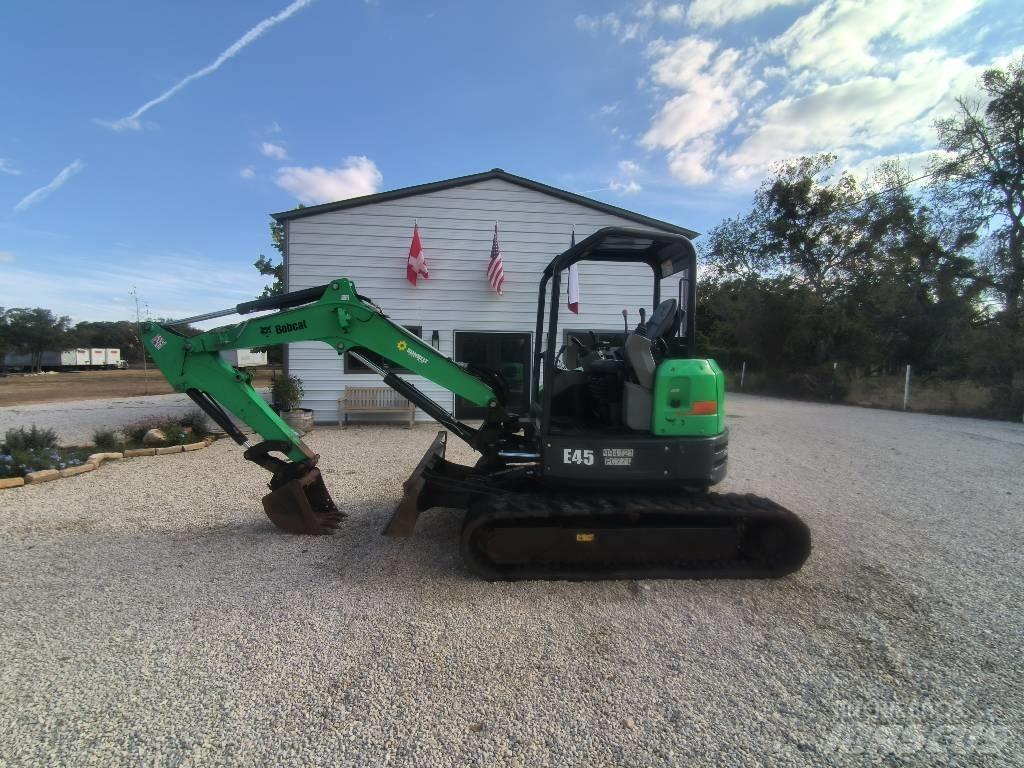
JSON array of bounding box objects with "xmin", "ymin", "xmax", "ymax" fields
[
  {"xmin": 460, "ymin": 491, "xmax": 811, "ymax": 581},
  {"xmin": 261, "ymin": 466, "xmax": 344, "ymax": 535},
  {"xmin": 383, "ymin": 431, "xmax": 448, "ymax": 537}
]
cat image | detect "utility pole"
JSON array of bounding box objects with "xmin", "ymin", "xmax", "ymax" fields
[
  {"xmin": 903, "ymin": 364, "xmax": 911, "ymax": 411},
  {"xmin": 131, "ymin": 286, "xmax": 149, "ymax": 396}
]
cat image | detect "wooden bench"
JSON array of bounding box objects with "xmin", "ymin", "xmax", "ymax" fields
[{"xmin": 339, "ymin": 386, "xmax": 416, "ymax": 428}]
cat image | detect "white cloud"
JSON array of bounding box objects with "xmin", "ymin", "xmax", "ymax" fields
[
  {"xmin": 719, "ymin": 49, "xmax": 981, "ymax": 181},
  {"xmin": 576, "ymin": 13, "xmax": 620, "ymax": 34},
  {"xmin": 607, "ymin": 159, "xmax": 644, "ymax": 194},
  {"xmin": 688, "ymin": 0, "xmax": 813, "ymax": 28},
  {"xmin": 0, "ymin": 250, "xmax": 14, "ymax": 263},
  {"xmin": 260, "ymin": 141, "xmax": 288, "ymax": 159},
  {"xmin": 275, "ymin": 156, "xmax": 382, "ymax": 204},
  {"xmin": 599, "ymin": 103, "xmax": 620, "ymax": 115},
  {"xmin": 769, "ymin": 0, "xmax": 982, "ymax": 77},
  {"xmin": 631, "ymin": 0, "xmax": 1008, "ymax": 187},
  {"xmin": 0, "ymin": 158, "xmax": 20, "ymax": 176},
  {"xmin": 642, "ymin": 38, "xmax": 761, "ymax": 179},
  {"xmin": 609, "ymin": 179, "xmax": 642, "ymax": 194},
  {"xmin": 667, "ymin": 138, "xmax": 717, "ymax": 184},
  {"xmin": 240, "ymin": 166, "xmax": 256, "ymax": 179},
  {"xmin": 13, "ymin": 160, "xmax": 84, "ymax": 212},
  {"xmin": 575, "ymin": 12, "xmax": 646, "ymax": 43},
  {"xmin": 97, "ymin": 0, "xmax": 317, "ymax": 131},
  {"xmin": 659, "ymin": 4, "xmax": 686, "ymax": 22}
]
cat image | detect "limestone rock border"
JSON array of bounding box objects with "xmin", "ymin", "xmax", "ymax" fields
[{"xmin": 3, "ymin": 436, "xmax": 217, "ymax": 490}]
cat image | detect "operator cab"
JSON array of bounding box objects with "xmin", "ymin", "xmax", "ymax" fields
[{"xmin": 532, "ymin": 227, "xmax": 698, "ymax": 436}]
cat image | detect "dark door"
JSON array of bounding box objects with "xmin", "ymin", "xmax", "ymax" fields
[{"xmin": 454, "ymin": 332, "xmax": 531, "ymax": 419}]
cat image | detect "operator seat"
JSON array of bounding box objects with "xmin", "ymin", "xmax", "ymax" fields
[
  {"xmin": 621, "ymin": 298, "xmax": 677, "ymax": 431},
  {"xmin": 623, "ymin": 334, "xmax": 656, "ymax": 431}
]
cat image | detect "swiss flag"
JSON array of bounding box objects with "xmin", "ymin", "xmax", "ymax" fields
[
  {"xmin": 406, "ymin": 223, "xmax": 429, "ymax": 285},
  {"xmin": 567, "ymin": 228, "xmax": 580, "ymax": 314}
]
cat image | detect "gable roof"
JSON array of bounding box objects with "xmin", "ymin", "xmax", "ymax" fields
[{"xmin": 270, "ymin": 168, "xmax": 698, "ymax": 237}]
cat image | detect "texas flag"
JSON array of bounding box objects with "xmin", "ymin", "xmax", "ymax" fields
[
  {"xmin": 406, "ymin": 222, "xmax": 429, "ymax": 286},
  {"xmin": 567, "ymin": 228, "xmax": 580, "ymax": 314}
]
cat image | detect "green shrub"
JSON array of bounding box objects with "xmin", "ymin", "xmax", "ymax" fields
[
  {"xmin": 272, "ymin": 374, "xmax": 304, "ymax": 411},
  {"xmin": 3, "ymin": 424, "xmax": 58, "ymax": 452},
  {"xmin": 120, "ymin": 412, "xmax": 212, "ymax": 448},
  {"xmin": 178, "ymin": 409, "xmax": 212, "ymax": 438},
  {"xmin": 162, "ymin": 423, "xmax": 187, "ymax": 445},
  {"xmin": 92, "ymin": 428, "xmax": 122, "ymax": 451},
  {"xmin": 0, "ymin": 444, "xmax": 92, "ymax": 479}
]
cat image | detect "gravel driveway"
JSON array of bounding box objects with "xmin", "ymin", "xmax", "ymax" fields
[{"xmin": 1, "ymin": 394, "xmax": 1021, "ymax": 766}]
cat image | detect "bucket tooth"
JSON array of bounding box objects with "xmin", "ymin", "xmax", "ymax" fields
[{"xmin": 262, "ymin": 466, "xmax": 343, "ymax": 535}]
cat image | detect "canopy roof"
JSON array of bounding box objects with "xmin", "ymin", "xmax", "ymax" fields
[{"xmin": 542, "ymin": 227, "xmax": 696, "ymax": 279}]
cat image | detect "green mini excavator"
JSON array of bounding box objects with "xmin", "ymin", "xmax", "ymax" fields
[{"xmin": 142, "ymin": 227, "xmax": 810, "ymax": 580}]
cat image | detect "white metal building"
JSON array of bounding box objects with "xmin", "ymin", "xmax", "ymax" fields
[{"xmin": 273, "ymin": 169, "xmax": 697, "ymax": 423}]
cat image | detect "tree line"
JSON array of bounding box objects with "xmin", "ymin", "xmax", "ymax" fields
[
  {"xmin": 0, "ymin": 309, "xmax": 154, "ymax": 371},
  {"xmin": 696, "ymin": 58, "xmax": 1023, "ymax": 419}
]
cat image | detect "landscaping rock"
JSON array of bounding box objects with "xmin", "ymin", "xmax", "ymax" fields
[
  {"xmin": 142, "ymin": 429, "xmax": 167, "ymax": 446},
  {"xmin": 25, "ymin": 469, "xmax": 60, "ymax": 484},
  {"xmin": 182, "ymin": 442, "xmax": 206, "ymax": 452},
  {"xmin": 0, "ymin": 477, "xmax": 25, "ymax": 489},
  {"xmin": 124, "ymin": 448, "xmax": 157, "ymax": 458},
  {"xmin": 87, "ymin": 452, "xmax": 124, "ymax": 467},
  {"xmin": 156, "ymin": 446, "xmax": 182, "ymax": 455},
  {"xmin": 60, "ymin": 464, "xmax": 95, "ymax": 478}
]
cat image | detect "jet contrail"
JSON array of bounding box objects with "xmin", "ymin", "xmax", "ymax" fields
[
  {"xmin": 13, "ymin": 160, "xmax": 84, "ymax": 212},
  {"xmin": 98, "ymin": 0, "xmax": 316, "ymax": 131}
]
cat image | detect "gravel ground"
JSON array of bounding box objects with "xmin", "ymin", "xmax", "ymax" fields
[
  {"xmin": 1, "ymin": 394, "xmax": 1021, "ymax": 766},
  {"xmin": 0, "ymin": 391, "xmax": 271, "ymax": 445}
]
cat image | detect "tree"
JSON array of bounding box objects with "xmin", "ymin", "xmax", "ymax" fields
[
  {"xmin": 704, "ymin": 154, "xmax": 866, "ymax": 365},
  {"xmin": 5, "ymin": 308, "xmax": 74, "ymax": 372},
  {"xmin": 0, "ymin": 308, "xmax": 11, "ymax": 364},
  {"xmin": 254, "ymin": 218, "xmax": 286, "ymax": 298},
  {"xmin": 931, "ymin": 56, "xmax": 1024, "ymax": 330}
]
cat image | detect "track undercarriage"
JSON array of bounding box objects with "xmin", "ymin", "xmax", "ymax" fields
[{"xmin": 379, "ymin": 431, "xmax": 811, "ymax": 581}]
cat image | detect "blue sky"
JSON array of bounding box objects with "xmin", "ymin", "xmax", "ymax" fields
[{"xmin": 1, "ymin": 0, "xmax": 1021, "ymax": 322}]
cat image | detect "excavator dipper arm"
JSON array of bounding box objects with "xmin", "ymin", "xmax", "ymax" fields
[{"xmin": 140, "ymin": 279, "xmax": 504, "ymax": 534}]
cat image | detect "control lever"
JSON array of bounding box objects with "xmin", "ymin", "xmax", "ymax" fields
[
  {"xmin": 639, "ymin": 307, "xmax": 647, "ymax": 325},
  {"xmin": 622, "ymin": 309, "xmax": 628, "ymax": 335}
]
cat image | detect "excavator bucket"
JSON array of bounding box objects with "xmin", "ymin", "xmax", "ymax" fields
[{"xmin": 261, "ymin": 466, "xmax": 344, "ymax": 535}]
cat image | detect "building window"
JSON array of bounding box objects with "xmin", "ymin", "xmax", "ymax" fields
[
  {"xmin": 344, "ymin": 326, "xmax": 423, "ymax": 373},
  {"xmin": 562, "ymin": 329, "xmax": 627, "ymax": 369}
]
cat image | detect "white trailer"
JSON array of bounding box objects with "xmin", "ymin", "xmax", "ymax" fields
[
  {"xmin": 220, "ymin": 348, "xmax": 269, "ymax": 368},
  {"xmin": 1, "ymin": 348, "xmax": 125, "ymax": 370}
]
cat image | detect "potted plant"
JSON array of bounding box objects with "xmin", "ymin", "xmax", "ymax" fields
[{"xmin": 272, "ymin": 374, "xmax": 314, "ymax": 434}]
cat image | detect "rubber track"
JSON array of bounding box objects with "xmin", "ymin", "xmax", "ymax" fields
[{"xmin": 460, "ymin": 491, "xmax": 811, "ymax": 581}]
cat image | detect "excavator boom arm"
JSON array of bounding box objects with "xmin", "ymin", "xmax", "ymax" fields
[{"xmin": 142, "ymin": 278, "xmax": 499, "ymax": 463}]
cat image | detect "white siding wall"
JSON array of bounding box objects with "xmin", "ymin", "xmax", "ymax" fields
[{"xmin": 285, "ymin": 178, "xmax": 686, "ymax": 422}]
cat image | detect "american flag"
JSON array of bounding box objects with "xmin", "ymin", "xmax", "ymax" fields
[{"xmin": 487, "ymin": 223, "xmax": 505, "ymax": 295}]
